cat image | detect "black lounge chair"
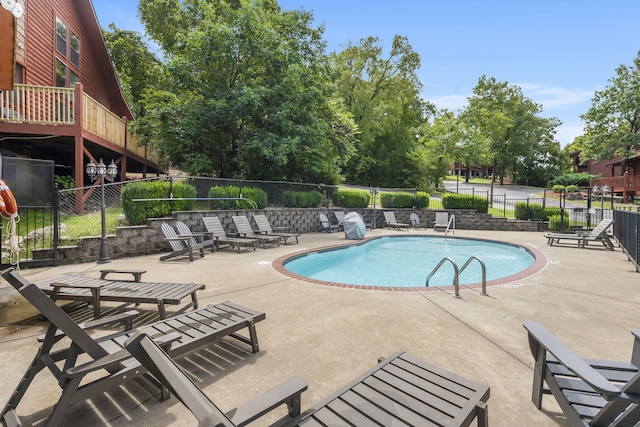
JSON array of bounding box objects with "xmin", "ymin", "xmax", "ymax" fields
[
  {"xmin": 524, "ymin": 320, "xmax": 640, "ymax": 426},
  {"xmin": 1, "ymin": 268, "xmax": 265, "ymax": 427},
  {"xmin": 125, "ymin": 332, "xmax": 490, "ymax": 427}
]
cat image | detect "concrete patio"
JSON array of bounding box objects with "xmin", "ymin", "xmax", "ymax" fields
[{"xmin": 0, "ymin": 228, "xmax": 637, "ymax": 426}]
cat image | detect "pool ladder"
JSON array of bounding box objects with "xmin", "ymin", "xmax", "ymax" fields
[{"xmin": 425, "ymin": 256, "xmax": 488, "ymax": 298}]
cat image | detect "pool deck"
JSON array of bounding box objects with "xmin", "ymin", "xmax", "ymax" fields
[{"xmin": 0, "ymin": 228, "xmax": 637, "ymax": 426}]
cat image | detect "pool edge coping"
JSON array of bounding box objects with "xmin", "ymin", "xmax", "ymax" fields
[{"xmin": 271, "ymin": 233, "xmax": 549, "ymax": 292}]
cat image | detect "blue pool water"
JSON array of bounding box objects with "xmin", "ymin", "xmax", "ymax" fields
[{"xmin": 283, "ymin": 236, "xmax": 536, "ymax": 288}]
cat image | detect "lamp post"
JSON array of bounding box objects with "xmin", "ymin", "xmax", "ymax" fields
[
  {"xmin": 86, "ymin": 158, "xmax": 118, "ymax": 264},
  {"xmin": 370, "ymin": 187, "xmax": 380, "ymax": 229},
  {"xmin": 592, "ymin": 184, "xmax": 610, "ymax": 222}
]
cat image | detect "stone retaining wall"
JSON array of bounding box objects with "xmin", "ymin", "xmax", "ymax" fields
[{"xmin": 35, "ymin": 209, "xmax": 548, "ymax": 264}]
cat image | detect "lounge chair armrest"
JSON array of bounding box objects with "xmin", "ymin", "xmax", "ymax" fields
[
  {"xmin": 66, "ymin": 332, "xmax": 183, "ymax": 379},
  {"xmin": 631, "ymin": 330, "xmax": 640, "ymax": 366},
  {"xmin": 226, "ymin": 377, "xmax": 308, "ymax": 427},
  {"xmin": 38, "ymin": 310, "xmax": 140, "ymax": 342},
  {"xmin": 100, "ymin": 269, "xmax": 147, "ymax": 281},
  {"xmin": 524, "ymin": 321, "xmax": 621, "ymax": 398},
  {"xmin": 80, "ymin": 310, "xmax": 140, "ymax": 331}
]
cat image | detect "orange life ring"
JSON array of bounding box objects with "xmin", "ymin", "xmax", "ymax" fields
[{"xmin": 0, "ymin": 180, "xmax": 18, "ymax": 219}]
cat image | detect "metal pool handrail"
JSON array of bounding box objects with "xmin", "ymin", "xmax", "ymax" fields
[
  {"xmin": 459, "ymin": 256, "xmax": 488, "ymax": 296},
  {"xmin": 425, "ymin": 256, "xmax": 488, "ymax": 298}
]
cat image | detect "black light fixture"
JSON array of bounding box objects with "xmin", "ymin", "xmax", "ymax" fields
[{"xmin": 86, "ymin": 158, "xmax": 118, "ymax": 263}]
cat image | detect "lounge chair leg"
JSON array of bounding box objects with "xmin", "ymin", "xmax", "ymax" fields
[
  {"xmin": 476, "ymin": 401, "xmax": 488, "ymax": 427},
  {"xmin": 46, "ymin": 376, "xmax": 83, "ymax": 427},
  {"xmin": 157, "ymin": 301, "xmax": 167, "ymax": 320}
]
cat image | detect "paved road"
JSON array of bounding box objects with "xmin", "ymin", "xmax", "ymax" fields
[{"xmin": 442, "ymin": 180, "xmax": 587, "ymax": 210}]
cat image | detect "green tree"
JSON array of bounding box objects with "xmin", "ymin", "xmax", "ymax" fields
[
  {"xmin": 580, "ymin": 51, "xmax": 640, "ymax": 175},
  {"xmin": 102, "ymin": 25, "xmax": 163, "ymax": 119},
  {"xmin": 134, "ymin": 0, "xmax": 356, "ymax": 183},
  {"xmin": 462, "ymin": 76, "xmax": 561, "ymax": 186},
  {"xmin": 332, "ymin": 35, "xmax": 430, "ymax": 187}
]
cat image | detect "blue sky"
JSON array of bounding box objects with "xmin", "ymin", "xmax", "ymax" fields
[{"xmin": 92, "ymin": 0, "xmax": 640, "ymax": 147}]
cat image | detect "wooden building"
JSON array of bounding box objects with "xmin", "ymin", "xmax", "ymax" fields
[
  {"xmin": 0, "ymin": 0, "xmax": 165, "ymax": 192},
  {"xmin": 571, "ymin": 151, "xmax": 640, "ymax": 201}
]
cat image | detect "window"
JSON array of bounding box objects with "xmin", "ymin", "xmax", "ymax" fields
[
  {"xmin": 55, "ymin": 59, "xmax": 66, "ymax": 87},
  {"xmin": 56, "ymin": 18, "xmax": 67, "ymax": 57},
  {"xmin": 70, "ymin": 32, "xmax": 80, "ymax": 68},
  {"xmin": 69, "ymin": 70, "xmax": 80, "ymax": 86}
]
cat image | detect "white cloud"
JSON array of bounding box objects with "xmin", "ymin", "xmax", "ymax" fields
[
  {"xmin": 517, "ymin": 83, "xmax": 595, "ymax": 110},
  {"xmin": 424, "ymin": 94, "xmax": 469, "ymax": 112},
  {"xmin": 555, "ymin": 120, "xmax": 585, "ymax": 147}
]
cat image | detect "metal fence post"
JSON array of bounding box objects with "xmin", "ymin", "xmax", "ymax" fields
[{"xmin": 53, "ymin": 184, "xmax": 60, "ymax": 266}]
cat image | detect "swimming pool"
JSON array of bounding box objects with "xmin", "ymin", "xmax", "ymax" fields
[{"xmin": 277, "ymin": 236, "xmax": 545, "ymax": 289}]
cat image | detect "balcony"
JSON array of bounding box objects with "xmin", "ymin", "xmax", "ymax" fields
[
  {"xmin": 591, "ymin": 175, "xmax": 640, "ymax": 201},
  {"xmin": 0, "ymin": 83, "xmax": 158, "ymax": 166}
]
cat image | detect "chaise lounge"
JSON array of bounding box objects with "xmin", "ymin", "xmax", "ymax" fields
[
  {"xmin": 33, "ymin": 270, "xmax": 205, "ymax": 319},
  {"xmin": 1, "ymin": 268, "xmax": 266, "ymax": 427},
  {"xmin": 383, "ymin": 211, "xmax": 411, "ymax": 230},
  {"xmin": 125, "ymin": 331, "xmax": 491, "ymax": 427},
  {"xmin": 545, "ymin": 218, "xmax": 614, "ymax": 250}
]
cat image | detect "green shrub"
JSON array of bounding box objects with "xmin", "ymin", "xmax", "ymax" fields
[
  {"xmin": 281, "ymin": 190, "xmax": 323, "ymax": 208},
  {"xmin": 207, "ymin": 185, "xmax": 268, "ymax": 209},
  {"xmin": 380, "ymin": 192, "xmax": 414, "ymax": 208},
  {"xmin": 416, "ymin": 191, "xmax": 430, "ymax": 209},
  {"xmin": 122, "ymin": 180, "xmax": 196, "ymax": 225},
  {"xmin": 551, "ymin": 172, "xmax": 600, "ymax": 186},
  {"xmin": 441, "ymin": 194, "xmax": 489, "ymax": 213},
  {"xmin": 565, "ymin": 184, "xmax": 580, "ymax": 193},
  {"xmin": 514, "ymin": 202, "xmax": 571, "ymax": 221},
  {"xmin": 552, "ymin": 184, "xmax": 566, "ymax": 193},
  {"xmin": 548, "ymin": 213, "xmax": 570, "ymax": 231},
  {"xmin": 332, "ymin": 189, "xmax": 370, "ymax": 208}
]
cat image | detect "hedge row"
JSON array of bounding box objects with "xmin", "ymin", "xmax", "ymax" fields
[
  {"xmin": 331, "ymin": 189, "xmax": 371, "ymax": 208},
  {"xmin": 379, "ymin": 191, "xmax": 430, "ymax": 209},
  {"xmin": 207, "ymin": 186, "xmax": 268, "ymax": 209},
  {"xmin": 441, "ymin": 194, "xmax": 488, "ymax": 213},
  {"xmin": 514, "ymin": 203, "xmax": 566, "ymax": 220},
  {"xmin": 281, "ymin": 190, "xmax": 324, "ymax": 208},
  {"xmin": 548, "ymin": 213, "xmax": 570, "ymax": 231},
  {"xmin": 122, "ymin": 180, "xmax": 196, "ymax": 226}
]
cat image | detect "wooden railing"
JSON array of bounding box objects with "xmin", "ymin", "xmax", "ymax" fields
[
  {"xmin": 591, "ymin": 175, "xmax": 640, "ymax": 199},
  {"xmin": 82, "ymin": 92, "xmax": 127, "ymax": 147},
  {"xmin": 0, "ymin": 83, "xmax": 74, "ymax": 124},
  {"xmin": 0, "ymin": 83, "xmax": 158, "ymax": 165}
]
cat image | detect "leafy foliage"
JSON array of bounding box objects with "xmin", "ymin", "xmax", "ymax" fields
[
  {"xmin": 134, "ymin": 0, "xmax": 356, "ymax": 183},
  {"xmin": 122, "ymin": 181, "xmax": 196, "ymax": 225},
  {"xmin": 580, "ymin": 51, "xmax": 640, "ymax": 174},
  {"xmin": 281, "ymin": 190, "xmax": 324, "ymax": 208},
  {"xmin": 441, "ymin": 194, "xmax": 489, "ymax": 213},
  {"xmin": 550, "ymin": 172, "xmax": 600, "ymax": 186},
  {"xmin": 331, "ymin": 189, "xmax": 371, "ymax": 208},
  {"xmin": 379, "ymin": 192, "xmax": 414, "ymax": 208},
  {"xmin": 207, "ymin": 186, "xmax": 268, "ymax": 209}
]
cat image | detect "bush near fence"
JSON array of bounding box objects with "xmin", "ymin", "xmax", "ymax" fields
[
  {"xmin": 332, "ymin": 189, "xmax": 371, "ymax": 208},
  {"xmin": 442, "ymin": 194, "xmax": 489, "ymax": 213},
  {"xmin": 548, "ymin": 213, "xmax": 570, "ymax": 231},
  {"xmin": 281, "ymin": 189, "xmax": 324, "ymax": 208},
  {"xmin": 378, "ymin": 191, "xmax": 429, "ymax": 209},
  {"xmin": 122, "ymin": 180, "xmax": 196, "ymax": 226},
  {"xmin": 207, "ymin": 186, "xmax": 268, "ymax": 209},
  {"xmin": 514, "ymin": 203, "xmax": 567, "ymax": 221}
]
